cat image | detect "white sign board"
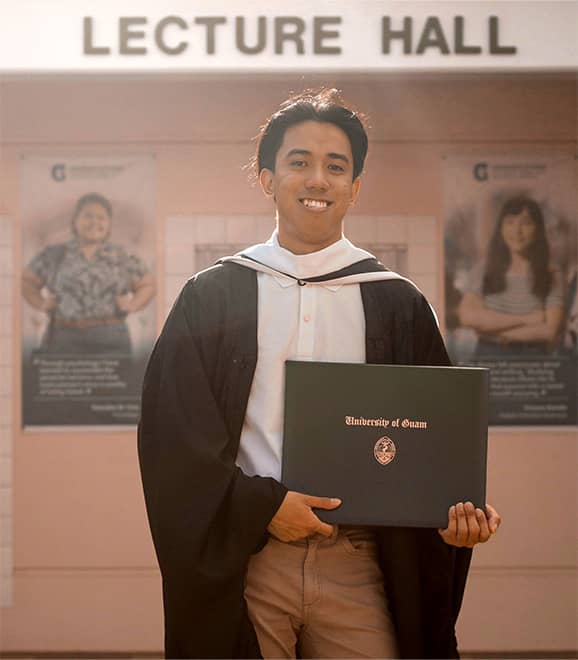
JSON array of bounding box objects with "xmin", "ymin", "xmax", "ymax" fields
[{"xmin": 0, "ymin": 1, "xmax": 577, "ymax": 73}]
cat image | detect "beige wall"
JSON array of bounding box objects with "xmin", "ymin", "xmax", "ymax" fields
[{"xmin": 0, "ymin": 74, "xmax": 576, "ymax": 655}]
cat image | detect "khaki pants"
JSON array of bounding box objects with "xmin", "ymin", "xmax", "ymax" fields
[{"xmin": 244, "ymin": 526, "xmax": 398, "ymax": 659}]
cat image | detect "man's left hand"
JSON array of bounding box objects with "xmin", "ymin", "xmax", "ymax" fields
[{"xmin": 438, "ymin": 502, "xmax": 501, "ymax": 548}]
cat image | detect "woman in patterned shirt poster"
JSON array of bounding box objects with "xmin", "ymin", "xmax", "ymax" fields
[{"xmin": 20, "ymin": 156, "xmax": 156, "ymax": 428}]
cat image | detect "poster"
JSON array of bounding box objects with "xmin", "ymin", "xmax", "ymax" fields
[
  {"xmin": 444, "ymin": 155, "xmax": 577, "ymax": 426},
  {"xmin": 21, "ymin": 155, "xmax": 156, "ymax": 428}
]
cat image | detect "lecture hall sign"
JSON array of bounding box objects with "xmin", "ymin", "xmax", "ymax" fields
[
  {"xmin": 82, "ymin": 14, "xmax": 517, "ymax": 59},
  {"xmin": 2, "ymin": 2, "xmax": 577, "ymax": 74}
]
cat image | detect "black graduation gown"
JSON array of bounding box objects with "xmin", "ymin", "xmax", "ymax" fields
[{"xmin": 138, "ymin": 259, "xmax": 472, "ymax": 659}]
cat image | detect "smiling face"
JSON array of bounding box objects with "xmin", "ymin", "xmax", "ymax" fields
[
  {"xmin": 500, "ymin": 208, "xmax": 537, "ymax": 256},
  {"xmin": 259, "ymin": 120, "xmax": 361, "ymax": 254},
  {"xmin": 73, "ymin": 202, "xmax": 111, "ymax": 245}
]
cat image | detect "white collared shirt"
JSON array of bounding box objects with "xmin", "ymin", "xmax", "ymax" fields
[{"xmin": 236, "ymin": 231, "xmax": 374, "ymax": 480}]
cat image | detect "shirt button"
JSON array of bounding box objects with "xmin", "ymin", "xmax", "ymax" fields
[{"xmin": 303, "ymin": 314, "xmax": 311, "ymax": 323}]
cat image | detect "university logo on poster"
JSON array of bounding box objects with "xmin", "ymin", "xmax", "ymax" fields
[
  {"xmin": 21, "ymin": 155, "xmax": 156, "ymax": 428},
  {"xmin": 444, "ymin": 155, "xmax": 577, "ymax": 426}
]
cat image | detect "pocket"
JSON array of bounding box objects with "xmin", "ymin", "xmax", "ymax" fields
[{"xmin": 339, "ymin": 528, "xmax": 378, "ymax": 558}]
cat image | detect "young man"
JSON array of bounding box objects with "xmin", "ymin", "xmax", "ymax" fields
[{"xmin": 138, "ymin": 89, "xmax": 501, "ymax": 659}]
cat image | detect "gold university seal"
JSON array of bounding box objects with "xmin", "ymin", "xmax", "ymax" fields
[{"xmin": 373, "ymin": 436, "xmax": 396, "ymax": 465}]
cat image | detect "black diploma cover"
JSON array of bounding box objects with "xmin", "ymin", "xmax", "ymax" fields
[{"xmin": 282, "ymin": 361, "xmax": 489, "ymax": 527}]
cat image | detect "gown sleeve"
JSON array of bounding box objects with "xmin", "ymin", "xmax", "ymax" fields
[
  {"xmin": 412, "ymin": 290, "xmax": 452, "ymax": 367},
  {"xmin": 413, "ymin": 290, "xmax": 473, "ymax": 657},
  {"xmin": 138, "ymin": 276, "xmax": 287, "ymax": 658},
  {"xmin": 372, "ymin": 283, "xmax": 473, "ymax": 659}
]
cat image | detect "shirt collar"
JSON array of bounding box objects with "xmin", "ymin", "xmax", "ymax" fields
[{"xmin": 240, "ymin": 230, "xmax": 374, "ymax": 290}]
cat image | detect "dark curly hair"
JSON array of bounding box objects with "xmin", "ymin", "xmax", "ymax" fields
[
  {"xmin": 252, "ymin": 88, "xmax": 369, "ymax": 180},
  {"xmin": 71, "ymin": 192, "xmax": 113, "ymax": 237}
]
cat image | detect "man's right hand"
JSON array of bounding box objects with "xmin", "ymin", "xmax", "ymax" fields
[{"xmin": 267, "ymin": 491, "xmax": 342, "ymax": 542}]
